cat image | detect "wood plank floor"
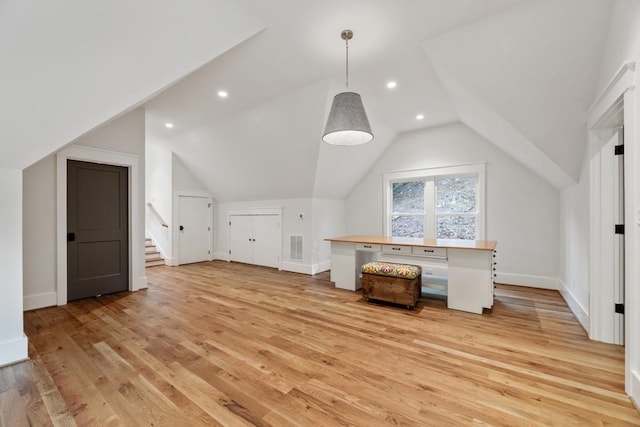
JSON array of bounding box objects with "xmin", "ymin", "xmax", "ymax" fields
[{"xmin": 3, "ymin": 260, "xmax": 639, "ymax": 426}]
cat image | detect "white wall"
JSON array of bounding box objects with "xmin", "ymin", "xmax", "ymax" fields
[
  {"xmin": 597, "ymin": 0, "xmax": 640, "ymax": 92},
  {"xmin": 214, "ymin": 198, "xmax": 344, "ymax": 275},
  {"xmin": 145, "ymin": 139, "xmax": 173, "ymax": 257},
  {"xmin": 589, "ymin": 0, "xmax": 640, "ymax": 406},
  {"xmin": 0, "ymin": 168, "xmax": 28, "ymax": 366},
  {"xmin": 347, "ymin": 122, "xmax": 561, "ymax": 287},
  {"xmin": 172, "ymin": 153, "xmax": 207, "ymax": 190},
  {"xmin": 23, "ymin": 109, "xmax": 146, "ymax": 310},
  {"xmin": 559, "ymin": 155, "xmax": 590, "ymax": 329},
  {"xmin": 145, "ymin": 142, "xmax": 210, "ymax": 261},
  {"xmin": 312, "ymin": 199, "xmax": 346, "ymax": 273},
  {"xmin": 0, "ymin": 0, "xmax": 264, "ymax": 170},
  {"xmin": 22, "ymin": 156, "xmax": 58, "ymax": 309},
  {"xmin": 215, "ymin": 199, "xmax": 310, "ymax": 270}
]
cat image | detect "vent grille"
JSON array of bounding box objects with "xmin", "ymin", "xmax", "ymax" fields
[{"xmin": 290, "ymin": 235, "xmax": 303, "ymax": 261}]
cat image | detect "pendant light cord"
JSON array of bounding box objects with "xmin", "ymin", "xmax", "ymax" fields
[{"xmin": 345, "ymin": 37, "xmax": 349, "ymax": 90}]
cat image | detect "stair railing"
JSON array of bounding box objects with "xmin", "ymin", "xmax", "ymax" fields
[{"xmin": 146, "ymin": 202, "xmax": 168, "ymax": 228}]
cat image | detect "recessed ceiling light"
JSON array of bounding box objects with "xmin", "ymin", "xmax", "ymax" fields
[
  {"xmin": 386, "ymin": 81, "xmax": 397, "ymax": 89},
  {"xmin": 165, "ymin": 122, "xmax": 174, "ymax": 128},
  {"xmin": 218, "ymin": 90, "xmax": 228, "ymax": 98},
  {"xmin": 416, "ymin": 114, "xmax": 424, "ymax": 120}
]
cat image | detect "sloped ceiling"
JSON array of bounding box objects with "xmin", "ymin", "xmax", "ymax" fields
[
  {"xmin": 0, "ymin": 0, "xmax": 264, "ymax": 169},
  {"xmin": 423, "ymin": 0, "xmax": 611, "ymax": 183},
  {"xmin": 146, "ymin": 0, "xmax": 612, "ymax": 202},
  {"xmin": 2, "ymin": 0, "xmax": 612, "ymax": 198}
]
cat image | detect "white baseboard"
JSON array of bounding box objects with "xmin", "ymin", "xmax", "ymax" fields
[
  {"xmin": 24, "ymin": 292, "xmax": 57, "ymax": 311},
  {"xmin": 312, "ymin": 261, "xmax": 331, "ymax": 275},
  {"xmin": 134, "ymin": 276, "xmax": 148, "ymax": 291},
  {"xmin": 281, "ymin": 261, "xmax": 331, "ymax": 276},
  {"xmin": 213, "ymin": 252, "xmax": 229, "ymax": 262},
  {"xmin": 281, "ymin": 261, "xmax": 312, "ymax": 275},
  {"xmin": 0, "ymin": 334, "xmax": 28, "ymax": 368},
  {"xmin": 164, "ymin": 257, "xmax": 179, "ymax": 267},
  {"xmin": 632, "ymin": 370, "xmax": 640, "ymax": 409},
  {"xmin": 495, "ymin": 272, "xmax": 559, "ymax": 290},
  {"xmin": 557, "ymin": 279, "xmax": 589, "ymax": 332}
]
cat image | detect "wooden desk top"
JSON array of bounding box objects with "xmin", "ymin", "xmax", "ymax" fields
[{"xmin": 325, "ymin": 235, "xmax": 497, "ymax": 251}]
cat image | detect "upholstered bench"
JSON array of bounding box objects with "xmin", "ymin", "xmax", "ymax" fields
[{"xmin": 361, "ymin": 262, "xmax": 422, "ymax": 309}]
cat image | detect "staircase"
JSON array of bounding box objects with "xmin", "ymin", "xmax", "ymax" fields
[{"xmin": 145, "ymin": 238, "xmax": 165, "ymax": 267}]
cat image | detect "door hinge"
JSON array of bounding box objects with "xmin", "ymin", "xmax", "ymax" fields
[
  {"xmin": 229, "ymin": 221, "xmax": 231, "ymax": 226},
  {"xmin": 615, "ymin": 224, "xmax": 625, "ymax": 234},
  {"xmin": 615, "ymin": 303, "xmax": 625, "ymax": 314},
  {"xmin": 208, "ymin": 203, "xmax": 211, "ymax": 208},
  {"xmin": 615, "ymin": 145, "xmax": 624, "ymax": 155},
  {"xmin": 229, "ymin": 250, "xmax": 231, "ymax": 255},
  {"xmin": 208, "ymin": 227, "xmax": 210, "ymax": 231},
  {"xmin": 208, "ymin": 250, "xmax": 211, "ymax": 254}
]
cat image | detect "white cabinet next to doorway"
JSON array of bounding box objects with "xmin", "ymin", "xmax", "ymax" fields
[{"xmin": 228, "ymin": 211, "xmax": 281, "ymax": 269}]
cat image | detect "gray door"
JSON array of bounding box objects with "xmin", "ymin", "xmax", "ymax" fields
[{"xmin": 67, "ymin": 160, "xmax": 129, "ymax": 301}]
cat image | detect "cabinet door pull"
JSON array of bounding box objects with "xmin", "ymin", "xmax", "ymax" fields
[
  {"xmin": 424, "ymin": 249, "xmax": 434, "ymax": 253},
  {"xmin": 392, "ymin": 247, "xmax": 401, "ymax": 251}
]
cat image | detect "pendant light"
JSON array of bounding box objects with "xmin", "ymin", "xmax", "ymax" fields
[{"xmin": 322, "ymin": 29, "xmax": 373, "ymax": 146}]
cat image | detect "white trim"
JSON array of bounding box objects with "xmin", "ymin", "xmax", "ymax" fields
[
  {"xmin": 0, "ymin": 335, "xmax": 29, "ymax": 368},
  {"xmin": 494, "ymin": 272, "xmax": 559, "ymax": 290},
  {"xmin": 587, "ymin": 60, "xmax": 638, "ymax": 402},
  {"xmin": 280, "ymin": 261, "xmax": 330, "ymax": 275},
  {"xmin": 213, "ymin": 251, "xmax": 229, "ymax": 262},
  {"xmin": 172, "ymin": 188, "xmax": 214, "ymax": 265},
  {"xmin": 633, "ymin": 370, "xmax": 640, "ymax": 408},
  {"xmin": 23, "ymin": 292, "xmax": 57, "ymax": 311},
  {"xmin": 557, "ymin": 280, "xmax": 589, "ymax": 333},
  {"xmin": 280, "ymin": 261, "xmax": 311, "ymax": 275},
  {"xmin": 227, "ymin": 208, "xmax": 283, "ymax": 269},
  {"xmin": 312, "ymin": 260, "xmax": 331, "ymax": 275},
  {"xmin": 56, "ymin": 145, "xmax": 146, "ymax": 306},
  {"xmin": 228, "ymin": 208, "xmax": 283, "ymax": 216},
  {"xmin": 382, "ymin": 162, "xmax": 486, "ymax": 239},
  {"xmin": 588, "ymin": 62, "xmax": 636, "ymax": 124}
]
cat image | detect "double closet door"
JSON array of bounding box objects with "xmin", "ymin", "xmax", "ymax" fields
[{"xmin": 229, "ymin": 214, "xmax": 280, "ymax": 268}]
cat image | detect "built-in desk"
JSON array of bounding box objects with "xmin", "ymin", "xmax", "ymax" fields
[{"xmin": 325, "ymin": 235, "xmax": 497, "ymax": 314}]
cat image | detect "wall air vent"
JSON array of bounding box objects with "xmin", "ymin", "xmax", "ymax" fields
[{"xmin": 290, "ymin": 235, "xmax": 303, "ymax": 261}]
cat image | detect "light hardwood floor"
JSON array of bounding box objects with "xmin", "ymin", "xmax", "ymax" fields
[{"xmin": 2, "ymin": 261, "xmax": 639, "ymax": 426}]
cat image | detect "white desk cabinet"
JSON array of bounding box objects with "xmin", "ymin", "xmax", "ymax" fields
[
  {"xmin": 326, "ymin": 235, "xmax": 497, "ymax": 314},
  {"xmin": 448, "ymin": 248, "xmax": 494, "ymax": 314}
]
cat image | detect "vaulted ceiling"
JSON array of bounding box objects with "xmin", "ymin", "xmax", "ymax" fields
[{"xmin": 2, "ymin": 0, "xmax": 612, "ymax": 201}]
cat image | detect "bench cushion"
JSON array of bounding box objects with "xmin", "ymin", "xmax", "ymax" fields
[{"xmin": 361, "ymin": 262, "xmax": 422, "ymax": 280}]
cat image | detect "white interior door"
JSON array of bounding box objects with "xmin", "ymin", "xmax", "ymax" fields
[
  {"xmin": 595, "ymin": 131, "xmax": 625, "ymax": 345},
  {"xmin": 178, "ymin": 196, "xmax": 211, "ymax": 265},
  {"xmin": 252, "ymin": 215, "xmax": 281, "ymax": 268},
  {"xmin": 229, "ymin": 215, "xmax": 253, "ymax": 264}
]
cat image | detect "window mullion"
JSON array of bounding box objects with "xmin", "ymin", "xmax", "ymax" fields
[{"xmin": 424, "ymin": 179, "xmax": 435, "ymax": 239}]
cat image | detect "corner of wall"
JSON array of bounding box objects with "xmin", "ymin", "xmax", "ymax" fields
[{"xmin": 557, "ymin": 279, "xmax": 590, "ymax": 333}]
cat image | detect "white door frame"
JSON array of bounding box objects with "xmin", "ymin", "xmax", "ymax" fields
[
  {"xmin": 172, "ymin": 188, "xmax": 213, "ymax": 266},
  {"xmin": 56, "ymin": 145, "xmax": 146, "ymax": 305},
  {"xmin": 587, "ymin": 61, "xmax": 638, "ymax": 402}
]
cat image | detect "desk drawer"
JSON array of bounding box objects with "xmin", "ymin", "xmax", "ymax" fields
[
  {"xmin": 382, "ymin": 245, "xmax": 412, "ymax": 255},
  {"xmin": 355, "ymin": 243, "xmax": 381, "ymax": 252},
  {"xmin": 412, "ymin": 246, "xmax": 447, "ymax": 259}
]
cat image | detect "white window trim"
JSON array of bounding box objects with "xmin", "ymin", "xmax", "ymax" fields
[{"xmin": 383, "ymin": 162, "xmax": 486, "ymax": 240}]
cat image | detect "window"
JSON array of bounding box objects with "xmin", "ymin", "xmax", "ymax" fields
[
  {"xmin": 384, "ymin": 163, "xmax": 485, "ymax": 240},
  {"xmin": 391, "ymin": 180, "xmax": 425, "ymax": 237}
]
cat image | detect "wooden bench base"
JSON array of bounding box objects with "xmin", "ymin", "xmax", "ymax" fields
[{"xmin": 362, "ymin": 273, "xmax": 422, "ymax": 309}]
